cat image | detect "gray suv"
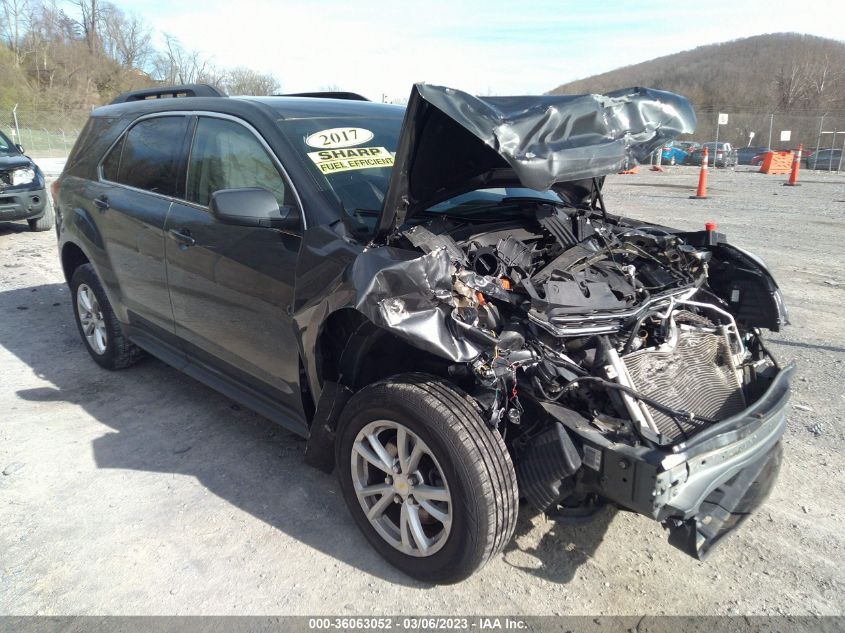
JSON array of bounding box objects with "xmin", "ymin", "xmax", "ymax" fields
[{"xmin": 53, "ymin": 83, "xmax": 791, "ymax": 583}]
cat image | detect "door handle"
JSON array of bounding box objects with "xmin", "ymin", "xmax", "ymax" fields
[
  {"xmin": 94, "ymin": 195, "xmax": 110, "ymax": 212},
  {"xmin": 168, "ymin": 228, "xmax": 196, "ymax": 248}
]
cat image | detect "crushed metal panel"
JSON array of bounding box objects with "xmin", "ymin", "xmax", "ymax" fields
[
  {"xmin": 378, "ymin": 83, "xmax": 697, "ymax": 236},
  {"xmin": 351, "ymin": 246, "xmax": 483, "ymax": 363},
  {"xmin": 419, "ymin": 84, "xmax": 697, "ymax": 187}
]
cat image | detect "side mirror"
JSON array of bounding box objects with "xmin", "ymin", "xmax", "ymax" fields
[
  {"xmin": 15, "ymin": 144, "xmax": 25, "ymax": 154},
  {"xmin": 209, "ymin": 187, "xmax": 298, "ymax": 230}
]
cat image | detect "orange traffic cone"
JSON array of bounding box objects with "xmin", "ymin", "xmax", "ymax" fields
[
  {"xmin": 690, "ymin": 147, "xmax": 709, "ymax": 199},
  {"xmin": 784, "ymin": 144, "xmax": 803, "ymax": 186}
]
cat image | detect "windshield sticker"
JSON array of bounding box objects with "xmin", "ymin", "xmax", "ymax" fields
[
  {"xmin": 307, "ymin": 146, "xmax": 394, "ymax": 174},
  {"xmin": 305, "ymin": 127, "xmax": 374, "ymax": 149}
]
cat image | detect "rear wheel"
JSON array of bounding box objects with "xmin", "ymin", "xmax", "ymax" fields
[
  {"xmin": 70, "ymin": 264, "xmax": 143, "ymax": 370},
  {"xmin": 336, "ymin": 374, "xmax": 518, "ymax": 583}
]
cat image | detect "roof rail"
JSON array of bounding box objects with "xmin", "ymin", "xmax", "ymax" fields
[
  {"xmin": 279, "ymin": 91, "xmax": 370, "ymax": 102},
  {"xmin": 110, "ymin": 84, "xmax": 226, "ymax": 105}
]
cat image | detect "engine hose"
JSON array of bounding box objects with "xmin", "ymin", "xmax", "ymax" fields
[
  {"xmin": 532, "ymin": 375, "xmax": 564, "ymax": 402},
  {"xmin": 755, "ymin": 335, "xmax": 780, "ymax": 370},
  {"xmin": 562, "ymin": 376, "xmax": 716, "ymax": 425}
]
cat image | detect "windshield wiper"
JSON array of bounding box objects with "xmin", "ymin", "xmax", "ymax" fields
[{"xmin": 499, "ymin": 196, "xmax": 564, "ymax": 206}]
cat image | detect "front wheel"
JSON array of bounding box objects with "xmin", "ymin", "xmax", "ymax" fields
[
  {"xmin": 28, "ymin": 197, "xmax": 54, "ymax": 232},
  {"xmin": 336, "ymin": 374, "xmax": 518, "ymax": 583}
]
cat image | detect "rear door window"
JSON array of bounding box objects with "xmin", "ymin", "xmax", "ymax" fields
[{"xmin": 116, "ymin": 116, "xmax": 189, "ymax": 197}]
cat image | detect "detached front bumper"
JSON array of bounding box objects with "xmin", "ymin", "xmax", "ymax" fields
[
  {"xmin": 0, "ymin": 187, "xmax": 48, "ymax": 222},
  {"xmin": 552, "ymin": 364, "xmax": 793, "ymax": 558}
]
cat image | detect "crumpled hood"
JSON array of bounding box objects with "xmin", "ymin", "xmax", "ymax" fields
[{"xmin": 376, "ymin": 83, "xmax": 696, "ymax": 238}]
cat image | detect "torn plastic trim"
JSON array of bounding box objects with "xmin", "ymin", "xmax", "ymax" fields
[
  {"xmin": 666, "ymin": 440, "xmax": 783, "ymax": 559},
  {"xmin": 376, "ymin": 83, "xmax": 697, "ymax": 239}
]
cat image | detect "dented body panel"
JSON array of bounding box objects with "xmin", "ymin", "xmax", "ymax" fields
[{"xmin": 377, "ymin": 84, "xmax": 696, "ymax": 236}]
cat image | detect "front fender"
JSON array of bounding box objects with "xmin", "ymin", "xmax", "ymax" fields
[{"xmin": 293, "ymin": 223, "xmax": 481, "ymax": 403}]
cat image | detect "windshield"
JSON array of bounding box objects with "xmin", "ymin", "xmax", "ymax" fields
[
  {"xmin": 0, "ymin": 131, "xmax": 20, "ymax": 155},
  {"xmin": 278, "ymin": 116, "xmax": 565, "ymax": 233},
  {"xmin": 278, "ymin": 116, "xmax": 402, "ymax": 231}
]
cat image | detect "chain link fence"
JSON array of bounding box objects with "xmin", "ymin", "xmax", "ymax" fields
[
  {"xmin": 5, "ymin": 108, "xmax": 85, "ymax": 160},
  {"xmin": 6, "ymin": 126, "xmax": 81, "ymax": 158},
  {"xmin": 694, "ymin": 108, "xmax": 845, "ymax": 153}
]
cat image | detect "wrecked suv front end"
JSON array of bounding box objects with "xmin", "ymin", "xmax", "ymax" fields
[
  {"xmin": 379, "ymin": 200, "xmax": 790, "ymax": 560},
  {"xmin": 293, "ymin": 84, "xmax": 790, "ymax": 579}
]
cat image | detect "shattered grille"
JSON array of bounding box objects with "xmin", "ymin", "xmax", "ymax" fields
[{"xmin": 622, "ymin": 331, "xmax": 746, "ymax": 440}]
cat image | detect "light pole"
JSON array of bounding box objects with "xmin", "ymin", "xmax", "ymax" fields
[
  {"xmin": 12, "ymin": 104, "xmax": 21, "ymax": 145},
  {"xmin": 813, "ymin": 113, "xmax": 826, "ymax": 170},
  {"xmin": 767, "ymin": 113, "xmax": 774, "ymax": 149}
]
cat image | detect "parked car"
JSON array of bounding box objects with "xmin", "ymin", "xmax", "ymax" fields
[
  {"xmin": 737, "ymin": 146, "xmax": 770, "ymax": 165},
  {"xmin": 674, "ymin": 141, "xmax": 701, "ymax": 153},
  {"xmin": 660, "ymin": 142, "xmax": 688, "ymax": 165},
  {"xmin": 686, "ymin": 142, "xmax": 737, "ymax": 167},
  {"xmin": 0, "ymin": 129, "xmax": 54, "ymax": 231},
  {"xmin": 804, "ymin": 148, "xmax": 843, "ymax": 170},
  {"xmin": 53, "ymin": 83, "xmax": 791, "ymax": 583}
]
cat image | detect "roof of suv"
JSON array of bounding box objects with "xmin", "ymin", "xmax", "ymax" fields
[{"xmin": 92, "ymin": 95, "xmax": 405, "ymax": 121}]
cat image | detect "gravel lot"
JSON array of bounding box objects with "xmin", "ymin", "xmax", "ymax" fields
[{"xmin": 1, "ymin": 164, "xmax": 844, "ymax": 616}]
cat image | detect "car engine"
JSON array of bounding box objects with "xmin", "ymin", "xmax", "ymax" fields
[{"xmin": 396, "ymin": 197, "xmax": 782, "ymax": 474}]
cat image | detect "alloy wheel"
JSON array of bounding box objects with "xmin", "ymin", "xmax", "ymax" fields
[
  {"xmin": 76, "ymin": 283, "xmax": 108, "ymax": 355},
  {"xmin": 350, "ymin": 419, "xmax": 452, "ymax": 557}
]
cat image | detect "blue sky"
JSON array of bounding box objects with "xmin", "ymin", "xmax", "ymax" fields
[{"xmin": 107, "ymin": 0, "xmax": 843, "ymax": 100}]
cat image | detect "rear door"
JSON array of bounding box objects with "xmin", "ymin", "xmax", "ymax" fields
[
  {"xmin": 163, "ymin": 114, "xmax": 307, "ymax": 429},
  {"xmin": 99, "ymin": 114, "xmax": 191, "ymax": 350}
]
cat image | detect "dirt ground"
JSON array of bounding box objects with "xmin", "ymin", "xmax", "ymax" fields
[{"xmin": 1, "ymin": 164, "xmax": 844, "ymax": 616}]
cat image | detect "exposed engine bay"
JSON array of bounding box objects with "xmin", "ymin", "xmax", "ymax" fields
[{"xmin": 388, "ymin": 191, "xmax": 786, "ymax": 519}]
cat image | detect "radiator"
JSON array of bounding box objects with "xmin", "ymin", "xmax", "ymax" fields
[{"xmin": 621, "ymin": 330, "xmax": 746, "ymax": 440}]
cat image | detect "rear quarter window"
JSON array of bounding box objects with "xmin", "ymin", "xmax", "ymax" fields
[
  {"xmin": 64, "ymin": 116, "xmax": 122, "ymax": 178},
  {"xmin": 115, "ymin": 116, "xmax": 188, "ymax": 197}
]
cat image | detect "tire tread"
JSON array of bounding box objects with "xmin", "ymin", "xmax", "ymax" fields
[{"xmin": 71, "ymin": 264, "xmax": 143, "ymax": 370}]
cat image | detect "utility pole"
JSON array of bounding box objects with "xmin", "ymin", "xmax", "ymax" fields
[
  {"xmin": 813, "ymin": 113, "xmax": 826, "ymax": 170},
  {"xmin": 767, "ymin": 113, "xmax": 774, "ymax": 149},
  {"xmin": 12, "ymin": 104, "xmax": 20, "ymax": 145}
]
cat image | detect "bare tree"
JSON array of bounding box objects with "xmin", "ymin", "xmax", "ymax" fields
[
  {"xmin": 154, "ymin": 33, "xmax": 214, "ymax": 85},
  {"xmin": 100, "ymin": 2, "xmax": 151, "ymax": 70},
  {"xmin": 773, "ymin": 61, "xmax": 807, "ymax": 111},
  {"xmin": 223, "ymin": 66, "xmax": 278, "ymax": 95},
  {"xmin": 72, "ymin": 0, "xmax": 99, "ymax": 54},
  {"xmin": 0, "ymin": 0, "xmax": 31, "ymax": 65}
]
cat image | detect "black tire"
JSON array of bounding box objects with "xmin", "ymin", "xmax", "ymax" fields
[
  {"xmin": 336, "ymin": 373, "xmax": 518, "ymax": 583},
  {"xmin": 70, "ymin": 263, "xmax": 143, "ymax": 370},
  {"xmin": 28, "ymin": 197, "xmax": 54, "ymax": 232}
]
